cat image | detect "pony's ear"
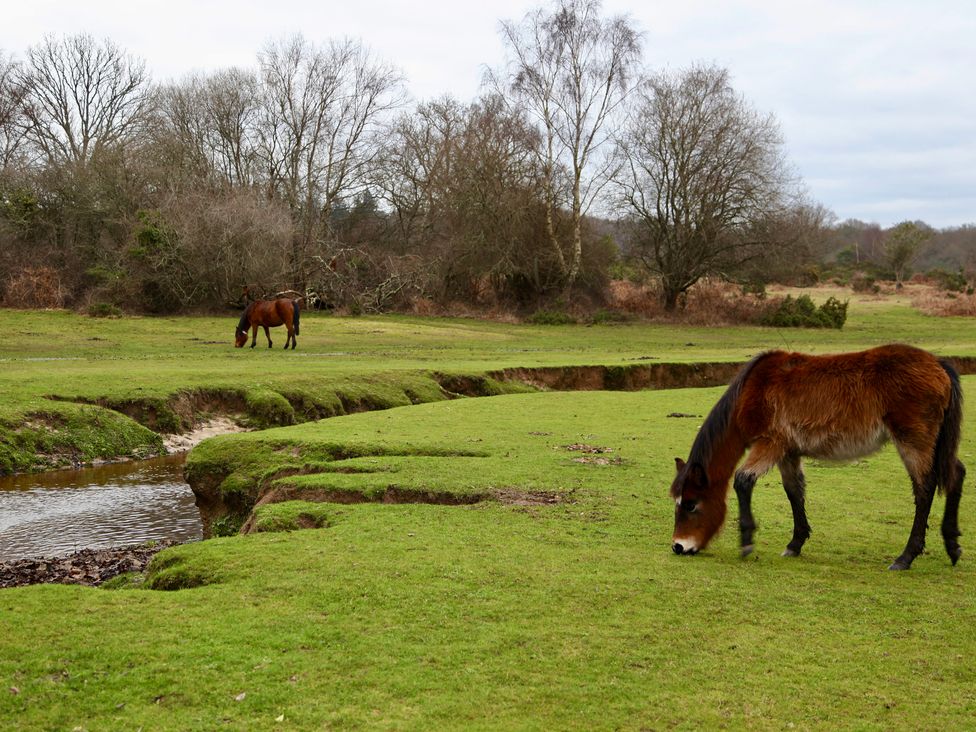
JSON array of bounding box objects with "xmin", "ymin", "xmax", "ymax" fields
[
  {"xmin": 674, "ymin": 457, "xmax": 686, "ymax": 473},
  {"xmin": 686, "ymin": 462, "xmax": 708, "ymax": 490}
]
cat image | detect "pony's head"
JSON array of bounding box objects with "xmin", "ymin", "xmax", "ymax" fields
[
  {"xmin": 234, "ymin": 311, "xmax": 250, "ymax": 347},
  {"xmin": 669, "ymin": 457, "xmax": 727, "ymax": 555}
]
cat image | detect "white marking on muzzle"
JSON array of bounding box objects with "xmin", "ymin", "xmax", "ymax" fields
[{"xmin": 673, "ymin": 536, "xmax": 700, "ymax": 553}]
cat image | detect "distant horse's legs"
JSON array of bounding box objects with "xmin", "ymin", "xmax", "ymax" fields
[
  {"xmin": 284, "ymin": 323, "xmax": 295, "ymax": 349},
  {"xmin": 263, "ymin": 325, "xmax": 272, "ymax": 348},
  {"xmin": 733, "ymin": 472, "xmax": 758, "ymax": 557},
  {"xmin": 941, "ymin": 459, "xmax": 965, "ymax": 565},
  {"xmin": 250, "ymin": 325, "xmax": 258, "ymax": 348},
  {"xmin": 778, "ymin": 453, "xmax": 811, "ymax": 557}
]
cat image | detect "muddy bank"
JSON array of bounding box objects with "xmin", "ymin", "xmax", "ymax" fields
[
  {"xmin": 0, "ymin": 540, "xmax": 182, "ymax": 588},
  {"xmin": 488, "ymin": 361, "xmax": 744, "ymax": 391},
  {"xmin": 163, "ymin": 417, "xmax": 249, "ymax": 453}
]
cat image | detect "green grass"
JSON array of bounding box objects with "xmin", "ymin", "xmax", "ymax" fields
[
  {"xmin": 4, "ymin": 297, "xmax": 976, "ymax": 473},
  {"xmin": 3, "ymin": 387, "xmax": 976, "ymax": 729},
  {"xmin": 3, "ymin": 296, "xmax": 976, "ymax": 728}
]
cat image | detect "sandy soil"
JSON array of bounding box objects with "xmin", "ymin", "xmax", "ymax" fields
[{"xmin": 163, "ymin": 417, "xmax": 249, "ymax": 453}]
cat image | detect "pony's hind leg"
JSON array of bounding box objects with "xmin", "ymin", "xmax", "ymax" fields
[
  {"xmin": 778, "ymin": 453, "xmax": 811, "ymax": 557},
  {"xmin": 890, "ymin": 480, "xmax": 936, "ymax": 570},
  {"xmin": 889, "ymin": 428, "xmax": 940, "ymax": 570},
  {"xmin": 941, "ymin": 458, "xmax": 965, "ymax": 565}
]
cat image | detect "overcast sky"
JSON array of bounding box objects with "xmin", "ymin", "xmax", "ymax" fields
[{"xmin": 3, "ymin": 0, "xmax": 974, "ymax": 227}]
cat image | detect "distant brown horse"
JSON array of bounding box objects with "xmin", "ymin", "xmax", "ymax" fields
[
  {"xmin": 234, "ymin": 298, "xmax": 301, "ymax": 349},
  {"xmin": 669, "ymin": 344, "xmax": 964, "ymax": 570}
]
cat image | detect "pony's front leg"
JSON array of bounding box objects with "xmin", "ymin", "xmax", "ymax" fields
[
  {"xmin": 263, "ymin": 325, "xmax": 272, "ymax": 348},
  {"xmin": 778, "ymin": 454, "xmax": 811, "ymax": 557},
  {"xmin": 733, "ymin": 472, "xmax": 758, "ymax": 557},
  {"xmin": 735, "ymin": 441, "xmax": 780, "ymax": 557},
  {"xmin": 250, "ymin": 325, "xmax": 258, "ymax": 348}
]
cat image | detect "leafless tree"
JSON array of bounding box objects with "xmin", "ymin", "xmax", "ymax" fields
[
  {"xmin": 614, "ymin": 64, "xmax": 799, "ymax": 309},
  {"xmin": 493, "ymin": 0, "xmax": 640, "ymax": 289},
  {"xmin": 256, "ymin": 35, "xmax": 404, "ymax": 287},
  {"xmin": 15, "ymin": 34, "xmax": 152, "ymax": 167},
  {"xmin": 155, "ymin": 68, "xmax": 261, "ymax": 189},
  {"xmin": 0, "ymin": 51, "xmax": 27, "ymax": 171}
]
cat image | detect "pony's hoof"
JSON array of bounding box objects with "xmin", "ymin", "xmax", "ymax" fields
[
  {"xmin": 740, "ymin": 544, "xmax": 754, "ymax": 558},
  {"xmin": 949, "ymin": 546, "xmax": 963, "ymax": 566},
  {"xmin": 781, "ymin": 548, "xmax": 800, "ymax": 558},
  {"xmin": 888, "ymin": 560, "xmax": 912, "ymax": 571}
]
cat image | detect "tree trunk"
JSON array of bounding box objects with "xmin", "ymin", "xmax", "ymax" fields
[{"xmin": 663, "ymin": 286, "xmax": 681, "ymax": 311}]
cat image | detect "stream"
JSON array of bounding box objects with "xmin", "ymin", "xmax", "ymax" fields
[{"xmin": 0, "ymin": 454, "xmax": 202, "ymax": 561}]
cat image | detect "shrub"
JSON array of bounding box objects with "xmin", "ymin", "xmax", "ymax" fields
[
  {"xmin": 761, "ymin": 295, "xmax": 847, "ymax": 329},
  {"xmin": 527, "ymin": 309, "xmax": 577, "ymax": 325},
  {"xmin": 928, "ymin": 268, "xmax": 968, "ymax": 293},
  {"xmin": 87, "ymin": 302, "xmax": 123, "ymax": 318},
  {"xmin": 589, "ymin": 309, "xmax": 634, "ymax": 325}
]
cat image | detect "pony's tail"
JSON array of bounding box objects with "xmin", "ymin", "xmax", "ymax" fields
[
  {"xmin": 934, "ymin": 359, "xmax": 964, "ymax": 495},
  {"xmin": 292, "ymin": 299, "xmax": 301, "ymax": 336}
]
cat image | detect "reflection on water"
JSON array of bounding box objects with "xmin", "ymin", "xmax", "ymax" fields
[{"xmin": 0, "ymin": 454, "xmax": 202, "ymax": 561}]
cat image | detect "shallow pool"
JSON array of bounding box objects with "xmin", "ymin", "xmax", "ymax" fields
[{"xmin": 0, "ymin": 454, "xmax": 202, "ymax": 561}]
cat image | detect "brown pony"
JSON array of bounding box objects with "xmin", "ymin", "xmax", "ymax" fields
[
  {"xmin": 669, "ymin": 344, "xmax": 964, "ymax": 570},
  {"xmin": 234, "ymin": 298, "xmax": 301, "ymax": 349}
]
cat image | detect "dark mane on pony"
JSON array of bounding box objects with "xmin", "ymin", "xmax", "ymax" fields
[
  {"xmin": 236, "ymin": 306, "xmax": 251, "ymax": 334},
  {"xmin": 685, "ymin": 352, "xmax": 771, "ymax": 470}
]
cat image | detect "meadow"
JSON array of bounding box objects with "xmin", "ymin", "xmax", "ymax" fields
[{"xmin": 1, "ymin": 294, "xmax": 976, "ymax": 729}]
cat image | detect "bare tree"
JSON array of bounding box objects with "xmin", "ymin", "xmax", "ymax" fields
[
  {"xmin": 614, "ymin": 64, "xmax": 799, "ymax": 310},
  {"xmin": 15, "ymin": 34, "xmax": 152, "ymax": 166},
  {"xmin": 257, "ymin": 35, "xmax": 404, "ymax": 288},
  {"xmin": 155, "ymin": 68, "xmax": 261, "ymax": 189},
  {"xmin": 0, "ymin": 51, "xmax": 26, "ymax": 171},
  {"xmin": 493, "ymin": 0, "xmax": 640, "ymax": 289}
]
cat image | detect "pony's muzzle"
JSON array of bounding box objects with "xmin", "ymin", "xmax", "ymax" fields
[{"xmin": 672, "ymin": 541, "xmax": 698, "ymax": 556}]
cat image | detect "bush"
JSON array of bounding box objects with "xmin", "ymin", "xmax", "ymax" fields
[
  {"xmin": 589, "ymin": 309, "xmax": 634, "ymax": 325},
  {"xmin": 527, "ymin": 309, "xmax": 577, "ymax": 325},
  {"xmin": 928, "ymin": 268, "xmax": 968, "ymax": 293},
  {"xmin": 761, "ymin": 295, "xmax": 847, "ymax": 329},
  {"xmin": 87, "ymin": 302, "xmax": 123, "ymax": 318}
]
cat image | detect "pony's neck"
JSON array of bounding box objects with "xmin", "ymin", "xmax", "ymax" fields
[{"xmin": 703, "ymin": 431, "xmax": 748, "ymax": 500}]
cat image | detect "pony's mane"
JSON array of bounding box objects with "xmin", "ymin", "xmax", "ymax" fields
[
  {"xmin": 686, "ymin": 352, "xmax": 773, "ymax": 469},
  {"xmin": 236, "ymin": 306, "xmax": 250, "ymax": 333}
]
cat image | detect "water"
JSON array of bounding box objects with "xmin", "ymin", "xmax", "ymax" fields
[{"xmin": 0, "ymin": 454, "xmax": 202, "ymax": 561}]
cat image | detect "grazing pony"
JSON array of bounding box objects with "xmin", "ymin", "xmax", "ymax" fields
[
  {"xmin": 234, "ymin": 298, "xmax": 301, "ymax": 349},
  {"xmin": 669, "ymin": 344, "xmax": 964, "ymax": 570}
]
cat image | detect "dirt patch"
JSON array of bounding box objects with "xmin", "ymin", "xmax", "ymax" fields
[
  {"xmin": 164, "ymin": 417, "xmax": 249, "ymax": 453},
  {"xmin": 493, "ymin": 488, "xmax": 563, "ymax": 506},
  {"xmin": 563, "ymin": 444, "xmax": 613, "ymax": 454},
  {"xmin": 571, "ymin": 455, "xmax": 623, "ymax": 466},
  {"xmin": 0, "ymin": 541, "xmax": 182, "ymax": 588}
]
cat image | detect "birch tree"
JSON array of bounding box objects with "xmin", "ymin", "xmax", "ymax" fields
[{"xmin": 494, "ymin": 0, "xmax": 640, "ymax": 290}]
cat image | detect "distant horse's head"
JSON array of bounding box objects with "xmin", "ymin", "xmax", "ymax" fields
[
  {"xmin": 234, "ymin": 310, "xmax": 250, "ymax": 347},
  {"xmin": 669, "ymin": 457, "xmax": 727, "ymax": 555}
]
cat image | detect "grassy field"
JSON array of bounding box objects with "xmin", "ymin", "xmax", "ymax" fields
[
  {"xmin": 4, "ymin": 292, "xmax": 976, "ymax": 473},
  {"xmin": 2, "ymin": 295, "xmax": 976, "ymax": 729}
]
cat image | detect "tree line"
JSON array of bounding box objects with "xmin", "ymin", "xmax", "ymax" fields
[{"xmin": 0, "ymin": 1, "xmax": 972, "ymax": 316}]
